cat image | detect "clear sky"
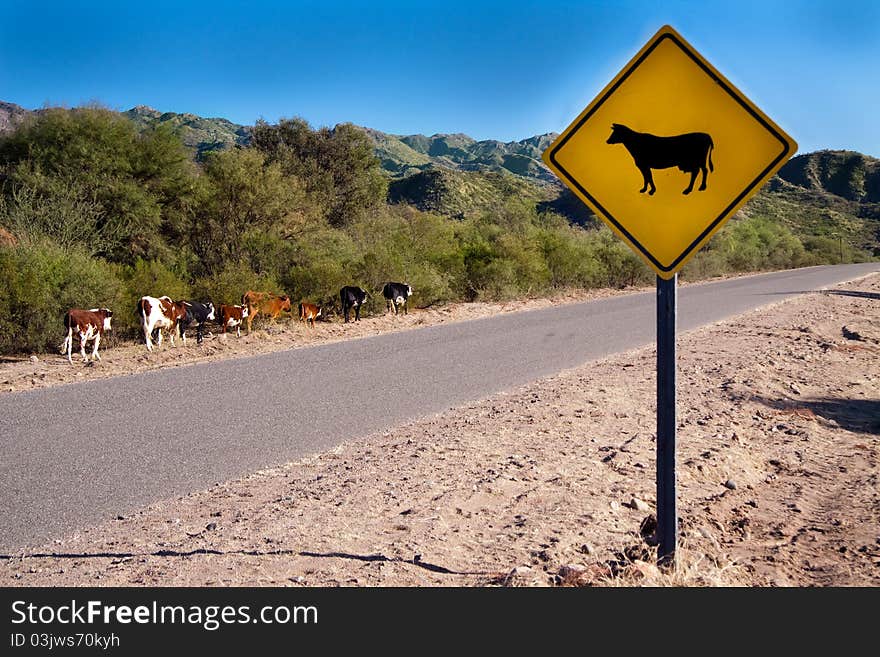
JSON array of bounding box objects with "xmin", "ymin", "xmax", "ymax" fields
[{"xmin": 1, "ymin": 0, "xmax": 877, "ymax": 156}]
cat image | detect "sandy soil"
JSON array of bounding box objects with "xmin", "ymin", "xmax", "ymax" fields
[{"xmin": 1, "ymin": 273, "xmax": 878, "ymax": 587}]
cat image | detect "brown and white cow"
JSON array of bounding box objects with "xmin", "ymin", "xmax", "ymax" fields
[
  {"xmin": 241, "ymin": 290, "xmax": 292, "ymax": 334},
  {"xmin": 218, "ymin": 303, "xmax": 249, "ymax": 338},
  {"xmin": 138, "ymin": 295, "xmax": 187, "ymax": 351},
  {"xmin": 62, "ymin": 308, "xmax": 113, "ymax": 364},
  {"xmin": 298, "ymin": 302, "xmax": 322, "ymax": 328}
]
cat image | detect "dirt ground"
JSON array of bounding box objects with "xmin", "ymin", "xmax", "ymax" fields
[{"xmin": 1, "ymin": 273, "xmax": 878, "ymax": 587}]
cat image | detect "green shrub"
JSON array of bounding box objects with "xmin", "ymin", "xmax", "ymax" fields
[
  {"xmin": 191, "ymin": 260, "xmax": 282, "ymax": 308},
  {"xmin": 0, "ymin": 240, "xmax": 123, "ymax": 354}
]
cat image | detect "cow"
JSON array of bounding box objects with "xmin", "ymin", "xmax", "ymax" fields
[
  {"xmin": 298, "ymin": 302, "xmax": 322, "ymax": 328},
  {"xmin": 606, "ymin": 123, "xmax": 714, "ymax": 196},
  {"xmin": 177, "ymin": 301, "xmax": 215, "ymax": 345},
  {"xmin": 218, "ymin": 304, "xmax": 249, "ymax": 338},
  {"xmin": 383, "ymin": 282, "xmax": 413, "ymax": 316},
  {"xmin": 138, "ymin": 295, "xmax": 187, "ymax": 351},
  {"xmin": 339, "ymin": 286, "xmax": 369, "ymax": 323},
  {"xmin": 241, "ymin": 290, "xmax": 292, "ymax": 333},
  {"xmin": 61, "ymin": 308, "xmax": 112, "ymax": 364}
]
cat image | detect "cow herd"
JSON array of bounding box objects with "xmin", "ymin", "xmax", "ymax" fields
[{"xmin": 61, "ymin": 282, "xmax": 414, "ymax": 364}]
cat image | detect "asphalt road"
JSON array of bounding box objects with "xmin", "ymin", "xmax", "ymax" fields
[{"xmin": 1, "ymin": 263, "xmax": 876, "ymax": 551}]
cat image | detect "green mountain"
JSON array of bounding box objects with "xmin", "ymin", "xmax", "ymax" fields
[
  {"xmin": 367, "ymin": 128, "xmax": 558, "ymax": 182},
  {"xmin": 388, "ymin": 167, "xmax": 556, "ymax": 218},
  {"xmin": 0, "ymin": 100, "xmax": 877, "ymax": 254},
  {"xmin": 744, "ymin": 151, "xmax": 880, "ymax": 254},
  {"xmin": 123, "ymin": 105, "xmax": 251, "ymax": 158}
]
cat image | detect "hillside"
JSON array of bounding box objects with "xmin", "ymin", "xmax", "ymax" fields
[
  {"xmin": 368, "ymin": 129, "xmax": 558, "ymax": 182},
  {"xmin": 123, "ymin": 105, "xmax": 251, "ymax": 158},
  {"xmin": 0, "ymin": 101, "xmax": 30, "ymax": 134},
  {"xmin": 0, "ymin": 100, "xmax": 877, "ymax": 252},
  {"xmin": 388, "ymin": 167, "xmax": 555, "ymax": 218},
  {"xmin": 743, "ymin": 151, "xmax": 880, "ymax": 254},
  {"xmin": 777, "ymin": 150, "xmax": 880, "ymax": 202}
]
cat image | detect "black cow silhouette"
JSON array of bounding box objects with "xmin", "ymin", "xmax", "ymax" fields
[{"xmin": 606, "ymin": 123, "xmax": 714, "ymax": 195}]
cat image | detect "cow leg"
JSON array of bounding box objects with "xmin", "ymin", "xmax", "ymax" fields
[
  {"xmin": 92, "ymin": 333, "xmax": 101, "ymax": 361},
  {"xmin": 404, "ymin": 301, "xmax": 407, "ymax": 316},
  {"xmin": 683, "ymin": 170, "xmax": 697, "ymax": 195},
  {"xmin": 355, "ymin": 306, "xmax": 360, "ymax": 322},
  {"xmin": 639, "ymin": 167, "xmax": 656, "ymax": 195},
  {"xmin": 699, "ymin": 165, "xmax": 708, "ymax": 191},
  {"xmin": 79, "ymin": 331, "xmax": 89, "ymax": 362},
  {"xmin": 197, "ymin": 323, "xmax": 203, "ymax": 344},
  {"xmin": 64, "ymin": 327, "xmax": 73, "ymax": 364}
]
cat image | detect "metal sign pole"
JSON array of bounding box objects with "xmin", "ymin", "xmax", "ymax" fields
[{"xmin": 656, "ymin": 273, "xmax": 678, "ymax": 569}]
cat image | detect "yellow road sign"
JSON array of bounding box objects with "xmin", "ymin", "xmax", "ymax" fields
[{"xmin": 543, "ymin": 25, "xmax": 797, "ymax": 278}]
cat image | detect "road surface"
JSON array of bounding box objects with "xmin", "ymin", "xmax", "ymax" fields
[{"xmin": 1, "ymin": 263, "xmax": 876, "ymax": 551}]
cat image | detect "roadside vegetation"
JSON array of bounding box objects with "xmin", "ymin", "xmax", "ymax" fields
[{"xmin": 0, "ymin": 106, "xmax": 873, "ymax": 356}]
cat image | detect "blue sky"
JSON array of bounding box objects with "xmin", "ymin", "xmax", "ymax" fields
[{"xmin": 1, "ymin": 0, "xmax": 877, "ymax": 155}]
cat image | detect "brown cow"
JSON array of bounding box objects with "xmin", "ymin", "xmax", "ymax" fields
[
  {"xmin": 218, "ymin": 303, "xmax": 249, "ymax": 337},
  {"xmin": 62, "ymin": 308, "xmax": 113, "ymax": 363},
  {"xmin": 298, "ymin": 302, "xmax": 322, "ymax": 328},
  {"xmin": 241, "ymin": 290, "xmax": 292, "ymax": 333}
]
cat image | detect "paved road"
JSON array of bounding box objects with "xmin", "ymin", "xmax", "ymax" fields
[{"xmin": 1, "ymin": 263, "xmax": 876, "ymax": 551}]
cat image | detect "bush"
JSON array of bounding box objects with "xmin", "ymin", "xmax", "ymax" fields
[
  {"xmin": 0, "ymin": 240, "xmax": 123, "ymax": 354},
  {"xmin": 191, "ymin": 260, "xmax": 282, "ymax": 308},
  {"xmin": 592, "ymin": 227, "xmax": 653, "ymax": 288},
  {"xmin": 347, "ymin": 207, "xmax": 461, "ymax": 310}
]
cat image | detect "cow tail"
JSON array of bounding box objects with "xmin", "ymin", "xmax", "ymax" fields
[{"xmin": 708, "ymin": 139, "xmax": 714, "ymax": 173}]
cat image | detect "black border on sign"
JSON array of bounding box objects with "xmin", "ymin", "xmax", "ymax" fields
[{"xmin": 547, "ymin": 32, "xmax": 794, "ymax": 273}]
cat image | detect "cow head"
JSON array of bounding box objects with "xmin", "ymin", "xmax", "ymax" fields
[
  {"xmin": 91, "ymin": 308, "xmax": 113, "ymax": 331},
  {"xmin": 606, "ymin": 123, "xmax": 632, "ymax": 144},
  {"xmin": 406, "ymin": 284, "xmax": 412, "ymax": 298},
  {"xmin": 280, "ymin": 295, "xmax": 292, "ymax": 312},
  {"xmin": 206, "ymin": 303, "xmax": 216, "ymax": 321}
]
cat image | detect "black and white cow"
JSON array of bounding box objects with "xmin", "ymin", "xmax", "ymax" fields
[
  {"xmin": 177, "ymin": 301, "xmax": 216, "ymax": 345},
  {"xmin": 383, "ymin": 282, "xmax": 412, "ymax": 315},
  {"xmin": 340, "ymin": 286, "xmax": 369, "ymax": 323}
]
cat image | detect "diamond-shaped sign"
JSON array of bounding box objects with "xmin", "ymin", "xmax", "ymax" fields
[{"xmin": 543, "ymin": 25, "xmax": 797, "ymax": 278}]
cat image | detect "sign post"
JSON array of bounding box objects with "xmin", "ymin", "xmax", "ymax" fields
[
  {"xmin": 656, "ymin": 273, "xmax": 677, "ymax": 567},
  {"xmin": 542, "ymin": 25, "xmax": 797, "ymax": 568}
]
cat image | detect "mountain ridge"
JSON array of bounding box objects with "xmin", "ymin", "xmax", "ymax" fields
[{"xmin": 0, "ymin": 100, "xmax": 877, "ymax": 253}]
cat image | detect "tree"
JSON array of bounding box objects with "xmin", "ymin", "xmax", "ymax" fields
[
  {"xmin": 0, "ymin": 106, "xmax": 196, "ymax": 262},
  {"xmin": 251, "ymin": 118, "xmax": 388, "ymax": 227},
  {"xmin": 188, "ymin": 148, "xmax": 300, "ymax": 275}
]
